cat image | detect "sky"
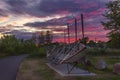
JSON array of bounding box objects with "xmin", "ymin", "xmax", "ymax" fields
[{"xmin": 0, "ymin": 0, "xmax": 114, "ymax": 42}]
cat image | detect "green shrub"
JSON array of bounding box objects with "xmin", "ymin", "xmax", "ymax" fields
[
  {"xmin": 85, "ymin": 48, "xmax": 106, "ymax": 56},
  {"xmin": 29, "ymin": 47, "xmax": 46, "ymax": 58},
  {"xmin": 0, "ymin": 35, "xmax": 46, "ymax": 58},
  {"xmin": 85, "ymin": 47, "xmax": 120, "ymax": 56}
]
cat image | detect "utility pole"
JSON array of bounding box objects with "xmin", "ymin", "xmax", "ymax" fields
[
  {"xmin": 75, "ymin": 18, "xmax": 77, "ymax": 42},
  {"xmin": 64, "ymin": 29, "xmax": 66, "ymax": 43},
  {"xmin": 67, "ymin": 23, "xmax": 70, "ymax": 44},
  {"xmin": 81, "ymin": 14, "xmax": 85, "ymax": 43}
]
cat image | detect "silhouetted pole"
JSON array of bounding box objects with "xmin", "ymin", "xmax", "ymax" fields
[
  {"xmin": 64, "ymin": 29, "xmax": 66, "ymax": 43},
  {"xmin": 81, "ymin": 14, "xmax": 85, "ymax": 43},
  {"xmin": 67, "ymin": 23, "xmax": 70, "ymax": 44},
  {"xmin": 75, "ymin": 18, "xmax": 77, "ymax": 42}
]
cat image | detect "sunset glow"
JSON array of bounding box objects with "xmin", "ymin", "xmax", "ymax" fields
[{"xmin": 0, "ymin": 0, "xmax": 114, "ymax": 42}]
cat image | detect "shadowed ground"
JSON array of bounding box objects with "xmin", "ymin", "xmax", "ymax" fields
[{"xmin": 0, "ymin": 55, "xmax": 28, "ymax": 80}]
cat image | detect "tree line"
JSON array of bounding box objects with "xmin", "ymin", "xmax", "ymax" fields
[
  {"xmin": 101, "ymin": 0, "xmax": 120, "ymax": 48},
  {"xmin": 32, "ymin": 31, "xmax": 53, "ymax": 46}
]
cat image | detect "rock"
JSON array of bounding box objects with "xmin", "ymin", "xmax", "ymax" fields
[
  {"xmin": 113, "ymin": 63, "xmax": 120, "ymax": 75},
  {"xmin": 95, "ymin": 60, "xmax": 107, "ymax": 70}
]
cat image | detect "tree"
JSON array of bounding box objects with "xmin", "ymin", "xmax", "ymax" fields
[
  {"xmin": 0, "ymin": 35, "xmax": 21, "ymax": 55},
  {"xmin": 101, "ymin": 0, "xmax": 120, "ymax": 48},
  {"xmin": 97, "ymin": 41, "xmax": 106, "ymax": 48},
  {"xmin": 107, "ymin": 32, "xmax": 120, "ymax": 48},
  {"xmin": 45, "ymin": 31, "xmax": 53, "ymax": 44},
  {"xmin": 39, "ymin": 31, "xmax": 45, "ymax": 45},
  {"xmin": 80, "ymin": 37, "xmax": 89, "ymax": 45},
  {"xmin": 87, "ymin": 40, "xmax": 96, "ymax": 47},
  {"xmin": 0, "ymin": 35, "xmax": 47, "ymax": 58}
]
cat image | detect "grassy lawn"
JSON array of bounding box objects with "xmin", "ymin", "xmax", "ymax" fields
[
  {"xmin": 16, "ymin": 58, "xmax": 74, "ymax": 80},
  {"xmin": 1, "ymin": 46, "xmax": 119, "ymax": 80},
  {"xmin": 16, "ymin": 56, "xmax": 120, "ymax": 80}
]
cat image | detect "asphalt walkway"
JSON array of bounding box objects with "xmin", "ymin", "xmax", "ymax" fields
[{"xmin": 0, "ymin": 55, "xmax": 28, "ymax": 80}]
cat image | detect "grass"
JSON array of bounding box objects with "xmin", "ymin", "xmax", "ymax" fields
[
  {"xmin": 16, "ymin": 56, "xmax": 120, "ymax": 80},
  {"xmin": 85, "ymin": 48, "xmax": 120, "ymax": 56},
  {"xmin": 16, "ymin": 58, "xmax": 57, "ymax": 80},
  {"xmin": 16, "ymin": 46, "xmax": 120, "ymax": 80},
  {"xmin": 1, "ymin": 46, "xmax": 119, "ymax": 80},
  {"xmin": 32, "ymin": 58, "xmax": 55, "ymax": 80}
]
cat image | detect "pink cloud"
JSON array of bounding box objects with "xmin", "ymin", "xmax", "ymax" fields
[{"xmin": 88, "ymin": 8, "xmax": 106, "ymax": 17}]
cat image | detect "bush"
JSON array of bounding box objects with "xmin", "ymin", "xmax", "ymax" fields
[
  {"xmin": 0, "ymin": 35, "xmax": 46, "ymax": 58},
  {"xmin": 85, "ymin": 48, "xmax": 106, "ymax": 56},
  {"xmin": 85, "ymin": 47, "xmax": 120, "ymax": 56},
  {"xmin": 29, "ymin": 47, "xmax": 46, "ymax": 58}
]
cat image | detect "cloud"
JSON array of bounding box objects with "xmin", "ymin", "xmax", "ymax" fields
[
  {"xmin": 1, "ymin": 0, "xmax": 107, "ymax": 17},
  {"xmin": 24, "ymin": 15, "xmax": 75, "ymax": 27},
  {"xmin": 24, "ymin": 21, "xmax": 65, "ymax": 27},
  {"xmin": 4, "ymin": 29, "xmax": 34, "ymax": 39},
  {"xmin": 0, "ymin": 0, "xmax": 112, "ymax": 41},
  {"xmin": 0, "ymin": 9, "xmax": 8, "ymax": 17}
]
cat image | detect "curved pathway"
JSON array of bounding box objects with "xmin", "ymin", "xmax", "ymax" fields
[{"xmin": 0, "ymin": 55, "xmax": 28, "ymax": 80}]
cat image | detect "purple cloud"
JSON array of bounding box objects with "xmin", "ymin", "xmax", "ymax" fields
[
  {"xmin": 0, "ymin": 0, "xmax": 113, "ymax": 41},
  {"xmin": 2, "ymin": 0, "xmax": 107, "ymax": 17},
  {"xmin": 0, "ymin": 9, "xmax": 8, "ymax": 17}
]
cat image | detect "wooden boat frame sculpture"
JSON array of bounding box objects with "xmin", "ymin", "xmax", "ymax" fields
[{"xmin": 46, "ymin": 41, "xmax": 86, "ymax": 73}]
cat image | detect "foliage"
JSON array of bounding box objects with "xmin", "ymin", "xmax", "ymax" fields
[
  {"xmin": 107, "ymin": 32, "xmax": 120, "ymax": 48},
  {"xmin": 102, "ymin": 0, "xmax": 120, "ymax": 32},
  {"xmin": 29, "ymin": 46, "xmax": 46, "ymax": 58},
  {"xmin": 45, "ymin": 31, "xmax": 53, "ymax": 44},
  {"xmin": 33, "ymin": 31, "xmax": 53, "ymax": 47},
  {"xmin": 85, "ymin": 48, "xmax": 106, "ymax": 56},
  {"xmin": 86, "ymin": 40, "xmax": 106, "ymax": 48},
  {"xmin": 80, "ymin": 37, "xmax": 89, "ymax": 45},
  {"xmin": 39, "ymin": 31, "xmax": 45, "ymax": 45},
  {"xmin": 101, "ymin": 0, "xmax": 120, "ymax": 48},
  {"xmin": 0, "ymin": 35, "xmax": 46, "ymax": 58},
  {"xmin": 85, "ymin": 48, "xmax": 120, "ymax": 56},
  {"xmin": 87, "ymin": 40, "xmax": 96, "ymax": 47}
]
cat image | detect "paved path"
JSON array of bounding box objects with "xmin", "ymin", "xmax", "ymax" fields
[{"xmin": 0, "ymin": 55, "xmax": 28, "ymax": 80}]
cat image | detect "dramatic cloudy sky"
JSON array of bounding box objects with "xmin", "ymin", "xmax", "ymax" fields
[{"xmin": 0, "ymin": 0, "xmax": 114, "ymax": 42}]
